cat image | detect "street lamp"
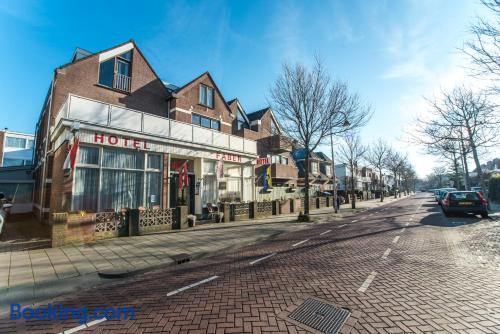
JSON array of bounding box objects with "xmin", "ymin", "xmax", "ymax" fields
[{"xmin": 330, "ymin": 118, "xmax": 350, "ymax": 213}]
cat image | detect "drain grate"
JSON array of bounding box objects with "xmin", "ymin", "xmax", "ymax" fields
[{"xmin": 288, "ymin": 298, "xmax": 351, "ymax": 334}]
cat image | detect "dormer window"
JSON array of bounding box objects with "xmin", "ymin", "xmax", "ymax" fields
[
  {"xmin": 236, "ymin": 107, "xmax": 249, "ymax": 130},
  {"xmin": 98, "ymin": 50, "xmax": 132, "ymax": 92},
  {"xmin": 199, "ymin": 84, "xmax": 214, "ymax": 108}
]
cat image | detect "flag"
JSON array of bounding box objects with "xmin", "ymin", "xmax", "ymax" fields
[
  {"xmin": 266, "ymin": 165, "xmax": 273, "ymax": 189},
  {"xmin": 263, "ymin": 165, "xmax": 273, "ymax": 191},
  {"xmin": 178, "ymin": 161, "xmax": 189, "ymax": 190},
  {"xmin": 63, "ymin": 136, "xmax": 79, "ymax": 175},
  {"xmin": 215, "ymin": 154, "xmax": 224, "ymax": 180}
]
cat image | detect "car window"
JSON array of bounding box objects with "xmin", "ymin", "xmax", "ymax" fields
[{"xmin": 449, "ymin": 193, "xmax": 480, "ymax": 201}]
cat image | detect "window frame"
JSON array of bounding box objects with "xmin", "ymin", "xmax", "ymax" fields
[
  {"xmin": 97, "ymin": 50, "xmax": 133, "ymax": 92},
  {"xmin": 199, "ymin": 84, "xmax": 214, "ymax": 108}
]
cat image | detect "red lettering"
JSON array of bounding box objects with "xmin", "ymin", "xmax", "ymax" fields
[
  {"xmin": 124, "ymin": 138, "xmax": 129, "ymax": 147},
  {"xmin": 143, "ymin": 141, "xmax": 150, "ymax": 150},
  {"xmin": 108, "ymin": 135, "xmax": 118, "ymax": 145},
  {"xmin": 133, "ymin": 139, "xmax": 140, "ymax": 149},
  {"xmin": 94, "ymin": 133, "xmax": 104, "ymax": 144}
]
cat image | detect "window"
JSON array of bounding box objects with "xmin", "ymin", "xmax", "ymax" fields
[
  {"xmin": 237, "ymin": 108, "xmax": 249, "ymax": 130},
  {"xmin": 6, "ymin": 137, "xmax": 26, "ymax": 148},
  {"xmin": 73, "ymin": 146, "xmax": 163, "ymax": 212},
  {"xmin": 98, "ymin": 50, "xmax": 132, "ymax": 92},
  {"xmin": 3, "ymin": 158, "xmax": 24, "ymax": 167},
  {"xmin": 270, "ymin": 155, "xmax": 288, "ymax": 165},
  {"xmin": 325, "ymin": 165, "xmax": 331, "ymax": 175},
  {"xmin": 199, "ymin": 84, "xmax": 214, "ymax": 108},
  {"xmin": 27, "ymin": 140, "xmax": 34, "ymax": 149},
  {"xmin": 311, "ymin": 162, "xmax": 319, "ymax": 173},
  {"xmin": 192, "ymin": 113, "xmax": 220, "ymax": 131},
  {"xmin": 192, "ymin": 114, "xmax": 201, "ymax": 125}
]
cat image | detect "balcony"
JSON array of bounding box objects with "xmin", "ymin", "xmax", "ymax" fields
[
  {"xmin": 114, "ymin": 73, "xmax": 131, "ymax": 92},
  {"xmin": 55, "ymin": 94, "xmax": 257, "ymax": 156},
  {"xmin": 270, "ymin": 134, "xmax": 293, "ymax": 152},
  {"xmin": 271, "ymin": 163, "xmax": 298, "ymax": 180}
]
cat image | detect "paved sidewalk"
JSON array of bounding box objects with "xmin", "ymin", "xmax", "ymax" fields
[{"xmin": 0, "ymin": 195, "xmax": 407, "ymax": 314}]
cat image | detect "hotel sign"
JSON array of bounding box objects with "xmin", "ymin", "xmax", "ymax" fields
[{"xmin": 93, "ymin": 133, "xmax": 151, "ymax": 150}]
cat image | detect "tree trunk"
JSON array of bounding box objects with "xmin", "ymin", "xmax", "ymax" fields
[
  {"xmin": 304, "ymin": 153, "xmax": 310, "ymax": 215},
  {"xmin": 350, "ymin": 161, "xmax": 356, "ymax": 209},
  {"xmin": 459, "ymin": 138, "xmax": 470, "ymax": 190},
  {"xmin": 452, "ymin": 151, "xmax": 460, "ymax": 189},
  {"xmin": 394, "ymin": 172, "xmax": 397, "ymax": 198},
  {"xmin": 379, "ymin": 169, "xmax": 384, "ymax": 202},
  {"xmin": 464, "ymin": 121, "xmax": 483, "ymax": 188}
]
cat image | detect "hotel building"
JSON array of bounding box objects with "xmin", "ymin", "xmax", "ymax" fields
[{"xmin": 33, "ymin": 40, "xmax": 300, "ymax": 221}]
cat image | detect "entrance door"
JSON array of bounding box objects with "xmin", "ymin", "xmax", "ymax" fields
[{"xmin": 170, "ymin": 174, "xmax": 195, "ymax": 214}]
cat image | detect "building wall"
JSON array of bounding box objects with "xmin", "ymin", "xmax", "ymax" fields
[
  {"xmin": 170, "ymin": 73, "xmax": 234, "ymax": 134},
  {"xmin": 0, "ymin": 131, "xmax": 4, "ymax": 166},
  {"xmin": 51, "ymin": 46, "xmax": 169, "ymax": 130}
]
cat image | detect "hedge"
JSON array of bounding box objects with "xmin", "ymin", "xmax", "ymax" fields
[{"xmin": 488, "ymin": 174, "xmax": 500, "ymax": 202}]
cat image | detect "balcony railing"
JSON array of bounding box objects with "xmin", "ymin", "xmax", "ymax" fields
[
  {"xmin": 114, "ymin": 73, "xmax": 131, "ymax": 92},
  {"xmin": 55, "ymin": 94, "xmax": 257, "ymax": 155}
]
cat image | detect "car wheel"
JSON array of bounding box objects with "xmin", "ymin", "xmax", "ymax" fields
[{"xmin": 480, "ymin": 212, "xmax": 489, "ymax": 218}]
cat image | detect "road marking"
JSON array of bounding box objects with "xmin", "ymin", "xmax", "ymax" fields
[
  {"xmin": 400, "ymin": 228, "xmax": 406, "ymax": 233},
  {"xmin": 382, "ymin": 248, "xmax": 392, "ymax": 259},
  {"xmin": 358, "ymin": 271, "xmax": 377, "ymax": 292},
  {"xmin": 60, "ymin": 318, "xmax": 107, "ymax": 334},
  {"xmin": 249, "ymin": 252, "xmax": 277, "ymax": 265},
  {"xmin": 393, "ymin": 236, "xmax": 400, "ymax": 244},
  {"xmin": 338, "ymin": 224, "xmax": 347, "ymax": 228},
  {"xmin": 320, "ymin": 230, "xmax": 331, "ymax": 235},
  {"xmin": 292, "ymin": 239, "xmax": 309, "ymax": 247},
  {"xmin": 166, "ymin": 276, "xmax": 219, "ymax": 296},
  {"xmin": 351, "ymin": 219, "xmax": 358, "ymax": 223},
  {"xmin": 405, "ymin": 222, "xmax": 410, "ymax": 227}
]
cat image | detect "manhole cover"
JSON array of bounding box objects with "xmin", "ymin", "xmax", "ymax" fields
[{"xmin": 288, "ymin": 298, "xmax": 351, "ymax": 334}]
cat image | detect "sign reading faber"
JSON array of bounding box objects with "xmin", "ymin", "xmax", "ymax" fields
[
  {"xmin": 93, "ymin": 133, "xmax": 150, "ymax": 150},
  {"xmin": 215, "ymin": 152, "xmax": 241, "ymax": 162}
]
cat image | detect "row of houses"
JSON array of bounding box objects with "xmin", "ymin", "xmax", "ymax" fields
[{"xmin": 2, "ymin": 40, "xmax": 398, "ymax": 221}]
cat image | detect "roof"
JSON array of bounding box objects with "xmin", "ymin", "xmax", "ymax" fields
[
  {"xmin": 226, "ymin": 98, "xmax": 237, "ymax": 105},
  {"xmin": 292, "ymin": 148, "xmax": 322, "ymax": 161},
  {"xmin": 315, "ymin": 152, "xmax": 332, "ymax": 163},
  {"xmin": 173, "ymin": 71, "xmax": 232, "ymax": 114},
  {"xmin": 246, "ymin": 107, "xmax": 269, "ymax": 121}
]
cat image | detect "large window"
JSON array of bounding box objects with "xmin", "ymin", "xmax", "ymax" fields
[
  {"xmin": 6, "ymin": 137, "xmax": 26, "ymax": 148},
  {"xmin": 73, "ymin": 145, "xmax": 162, "ymax": 212},
  {"xmin": 192, "ymin": 113, "xmax": 220, "ymax": 131},
  {"xmin": 311, "ymin": 161, "xmax": 319, "ymax": 173},
  {"xmin": 98, "ymin": 50, "xmax": 132, "ymax": 92},
  {"xmin": 270, "ymin": 155, "xmax": 288, "ymax": 165},
  {"xmin": 237, "ymin": 108, "xmax": 249, "ymax": 130},
  {"xmin": 199, "ymin": 84, "xmax": 214, "ymax": 108}
]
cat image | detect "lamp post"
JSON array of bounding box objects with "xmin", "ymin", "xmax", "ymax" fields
[{"xmin": 330, "ymin": 119, "xmax": 350, "ymax": 213}]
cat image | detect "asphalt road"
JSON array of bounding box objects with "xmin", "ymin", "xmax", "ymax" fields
[{"xmin": 1, "ymin": 193, "xmax": 499, "ymax": 334}]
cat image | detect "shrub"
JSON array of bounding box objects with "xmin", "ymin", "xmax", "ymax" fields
[{"xmin": 488, "ymin": 174, "xmax": 500, "ymax": 202}]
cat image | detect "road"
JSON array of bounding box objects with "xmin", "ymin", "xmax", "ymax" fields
[{"xmin": 1, "ymin": 193, "xmax": 499, "ymax": 334}]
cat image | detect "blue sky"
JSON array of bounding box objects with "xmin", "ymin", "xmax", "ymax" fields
[{"xmin": 0, "ymin": 0, "xmax": 489, "ymax": 176}]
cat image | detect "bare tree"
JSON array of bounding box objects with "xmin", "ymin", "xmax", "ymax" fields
[
  {"xmin": 270, "ymin": 59, "xmax": 370, "ymax": 219},
  {"xmin": 432, "ymin": 166, "xmax": 448, "ymax": 188},
  {"xmin": 337, "ymin": 134, "xmax": 367, "ymax": 209},
  {"xmin": 463, "ymin": 0, "xmax": 500, "ymax": 93},
  {"xmin": 385, "ymin": 150, "xmax": 407, "ymax": 198},
  {"xmin": 366, "ymin": 139, "xmax": 390, "ymax": 202},
  {"xmin": 414, "ymin": 86, "xmax": 499, "ymax": 190}
]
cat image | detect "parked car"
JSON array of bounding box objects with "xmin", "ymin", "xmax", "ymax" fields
[
  {"xmin": 470, "ymin": 186, "xmax": 482, "ymax": 193},
  {"xmin": 0, "ymin": 193, "xmax": 13, "ymax": 237},
  {"xmin": 435, "ymin": 188, "xmax": 457, "ymax": 205},
  {"xmin": 441, "ymin": 191, "xmax": 489, "ymax": 218}
]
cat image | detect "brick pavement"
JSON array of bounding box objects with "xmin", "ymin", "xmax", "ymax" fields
[
  {"xmin": 1, "ymin": 194, "xmax": 499, "ymax": 333},
  {"xmin": 0, "ymin": 196, "xmax": 405, "ymax": 315}
]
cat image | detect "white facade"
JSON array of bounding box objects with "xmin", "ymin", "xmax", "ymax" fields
[{"xmin": 1, "ymin": 130, "xmax": 34, "ymax": 167}]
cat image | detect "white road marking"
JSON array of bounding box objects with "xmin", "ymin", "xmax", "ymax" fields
[
  {"xmin": 400, "ymin": 228, "xmax": 406, "ymax": 233},
  {"xmin": 292, "ymin": 239, "xmax": 309, "ymax": 247},
  {"xmin": 393, "ymin": 236, "xmax": 400, "ymax": 244},
  {"xmin": 320, "ymin": 230, "xmax": 332, "ymax": 235},
  {"xmin": 338, "ymin": 224, "xmax": 347, "ymax": 228},
  {"xmin": 382, "ymin": 248, "xmax": 392, "ymax": 259},
  {"xmin": 60, "ymin": 318, "xmax": 107, "ymax": 334},
  {"xmin": 358, "ymin": 271, "xmax": 377, "ymax": 292},
  {"xmin": 166, "ymin": 276, "xmax": 219, "ymax": 296},
  {"xmin": 405, "ymin": 222, "xmax": 410, "ymax": 227},
  {"xmin": 351, "ymin": 219, "xmax": 358, "ymax": 223},
  {"xmin": 249, "ymin": 253, "xmax": 277, "ymax": 265}
]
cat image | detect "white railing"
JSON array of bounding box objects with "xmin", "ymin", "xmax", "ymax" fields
[
  {"xmin": 114, "ymin": 73, "xmax": 131, "ymax": 92},
  {"xmin": 55, "ymin": 94, "xmax": 258, "ymax": 155}
]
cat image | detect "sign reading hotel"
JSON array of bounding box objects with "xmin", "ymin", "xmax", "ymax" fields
[
  {"xmin": 256, "ymin": 157, "xmax": 269, "ymax": 165},
  {"xmin": 93, "ymin": 133, "xmax": 151, "ymax": 150}
]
